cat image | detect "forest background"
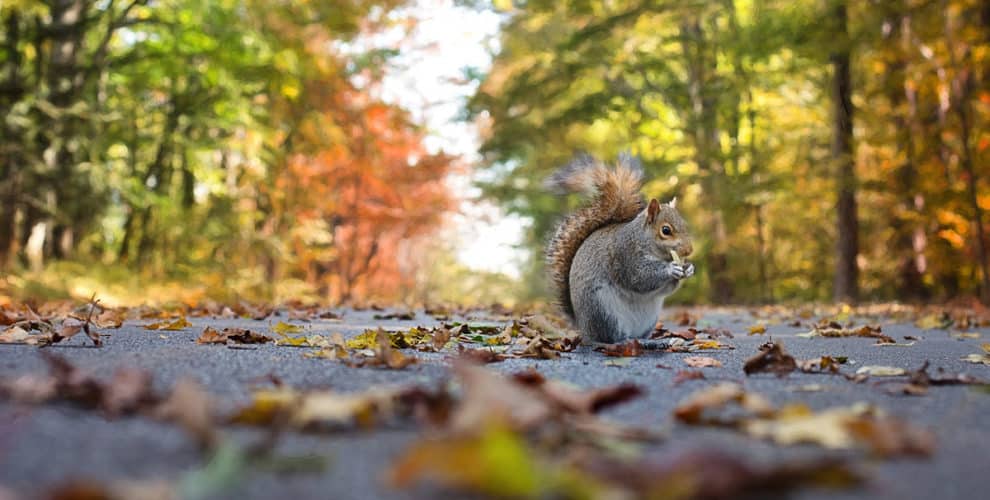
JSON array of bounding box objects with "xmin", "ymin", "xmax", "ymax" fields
[{"xmin": 1, "ymin": 0, "xmax": 988, "ymax": 308}]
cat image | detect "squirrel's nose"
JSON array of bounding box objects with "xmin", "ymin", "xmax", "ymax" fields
[{"xmin": 679, "ymin": 242, "xmax": 694, "ymax": 257}]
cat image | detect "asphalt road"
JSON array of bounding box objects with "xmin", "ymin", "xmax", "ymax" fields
[{"xmin": 1, "ymin": 307, "xmax": 989, "ymax": 499}]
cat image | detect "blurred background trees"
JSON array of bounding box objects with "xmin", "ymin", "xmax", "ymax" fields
[
  {"xmin": 2, "ymin": 0, "xmax": 988, "ymax": 306},
  {"xmin": 468, "ymin": 0, "xmax": 990, "ymax": 305},
  {"xmin": 0, "ymin": 0, "xmax": 457, "ymax": 303}
]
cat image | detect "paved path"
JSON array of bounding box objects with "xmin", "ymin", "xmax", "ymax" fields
[{"xmin": 1, "ymin": 307, "xmax": 989, "ymax": 499}]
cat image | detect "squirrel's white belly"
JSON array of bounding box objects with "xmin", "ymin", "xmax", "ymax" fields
[{"xmin": 602, "ymin": 285, "xmax": 665, "ymax": 338}]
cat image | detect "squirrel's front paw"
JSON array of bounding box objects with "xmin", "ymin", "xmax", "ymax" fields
[
  {"xmin": 683, "ymin": 262, "xmax": 695, "ymax": 278},
  {"xmin": 668, "ymin": 262, "xmax": 694, "ymax": 280},
  {"xmin": 669, "ymin": 262, "xmax": 692, "ymax": 280}
]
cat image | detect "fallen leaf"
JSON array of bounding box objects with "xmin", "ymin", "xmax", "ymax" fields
[
  {"xmin": 229, "ymin": 386, "xmax": 401, "ymax": 430},
  {"xmin": 674, "ymin": 383, "xmax": 775, "ymax": 425},
  {"xmin": 103, "ymin": 368, "xmax": 156, "ymax": 417},
  {"xmin": 684, "ymin": 356, "xmax": 722, "ymax": 368},
  {"xmin": 154, "ymin": 378, "xmax": 217, "ymax": 450},
  {"xmin": 673, "ymin": 370, "xmax": 707, "ymax": 385},
  {"xmin": 744, "ymin": 402, "xmax": 935, "ymax": 457},
  {"xmin": 748, "ymin": 324, "xmax": 767, "ymax": 335},
  {"xmin": 951, "ymin": 332, "xmax": 981, "ymax": 340},
  {"xmin": 271, "ymin": 321, "xmax": 303, "ymax": 335},
  {"xmin": 374, "ymin": 311, "xmax": 417, "ymax": 320},
  {"xmin": 604, "ymin": 358, "xmax": 631, "ymax": 367},
  {"xmin": 576, "ymin": 449, "xmax": 861, "ymax": 499},
  {"xmin": 597, "ymin": 339, "xmax": 644, "ymax": 357},
  {"xmin": 798, "ymin": 324, "xmax": 895, "ymax": 344},
  {"xmin": 961, "ymin": 353, "xmax": 990, "ymax": 365},
  {"xmin": 743, "ymin": 341, "xmax": 796, "ymax": 376},
  {"xmin": 456, "ymin": 345, "xmax": 507, "ymax": 363},
  {"xmin": 797, "ymin": 356, "xmax": 846, "ymax": 374},
  {"xmin": 855, "ymin": 366, "xmax": 907, "ymax": 377},
  {"xmin": 915, "ymin": 313, "xmax": 951, "ymax": 330},
  {"xmin": 0, "ymin": 325, "xmax": 35, "ymax": 344},
  {"xmin": 790, "ymin": 384, "xmax": 826, "ymax": 392},
  {"xmin": 144, "ymin": 317, "xmax": 192, "ymax": 331},
  {"xmin": 196, "ymin": 327, "xmax": 227, "ymax": 345},
  {"xmin": 874, "ymin": 341, "xmax": 915, "ymax": 347},
  {"xmin": 691, "ymin": 339, "xmax": 726, "ymax": 350},
  {"xmin": 388, "ymin": 425, "xmax": 547, "ymax": 497},
  {"xmin": 196, "ymin": 327, "xmax": 272, "ymax": 345}
]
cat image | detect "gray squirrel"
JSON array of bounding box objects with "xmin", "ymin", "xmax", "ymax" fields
[{"xmin": 545, "ymin": 153, "xmax": 695, "ymax": 343}]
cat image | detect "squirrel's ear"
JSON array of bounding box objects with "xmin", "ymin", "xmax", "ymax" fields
[
  {"xmin": 646, "ymin": 198, "xmax": 660, "ymax": 225},
  {"xmin": 667, "ymin": 197, "xmax": 677, "ymax": 209}
]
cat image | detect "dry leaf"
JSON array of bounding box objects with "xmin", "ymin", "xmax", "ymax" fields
[
  {"xmin": 196, "ymin": 326, "xmax": 227, "ymax": 344},
  {"xmin": 271, "ymin": 321, "xmax": 303, "ymax": 335},
  {"xmin": 683, "ymin": 356, "xmax": 722, "ymax": 368},
  {"xmin": 456, "ymin": 345, "xmax": 507, "ymax": 363},
  {"xmin": 743, "ymin": 341, "xmax": 796, "ymax": 376},
  {"xmin": 229, "ymin": 386, "xmax": 401, "ymax": 430},
  {"xmin": 691, "ymin": 339, "xmax": 726, "ymax": 350},
  {"xmin": 744, "ymin": 402, "xmax": 934, "ymax": 456},
  {"xmin": 797, "ymin": 324, "xmax": 895, "ymax": 344},
  {"xmin": 143, "ymin": 317, "xmax": 191, "ymax": 331},
  {"xmin": 855, "ymin": 366, "xmax": 907, "ymax": 377},
  {"xmin": 154, "ymin": 378, "xmax": 216, "ymax": 449},
  {"xmin": 797, "ymin": 356, "xmax": 845, "ymax": 374},
  {"xmin": 748, "ymin": 324, "xmax": 767, "ymax": 335},
  {"xmin": 673, "ymin": 370, "xmax": 707, "ymax": 385},
  {"xmin": 674, "ymin": 383, "xmax": 774, "ymax": 425},
  {"xmin": 598, "ymin": 339, "xmax": 644, "ymax": 357}
]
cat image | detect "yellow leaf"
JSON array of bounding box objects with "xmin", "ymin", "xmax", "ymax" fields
[
  {"xmin": 144, "ymin": 317, "xmax": 191, "ymax": 331},
  {"xmin": 748, "ymin": 324, "xmax": 767, "ymax": 335},
  {"xmin": 692, "ymin": 339, "xmax": 722, "ymax": 350},
  {"xmin": 388, "ymin": 425, "xmax": 543, "ymax": 497},
  {"xmin": 272, "ymin": 321, "xmax": 303, "ymax": 335}
]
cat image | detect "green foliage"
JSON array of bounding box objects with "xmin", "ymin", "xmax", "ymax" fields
[
  {"xmin": 0, "ymin": 0, "xmax": 454, "ymax": 305},
  {"xmin": 469, "ymin": 0, "xmax": 990, "ymax": 304}
]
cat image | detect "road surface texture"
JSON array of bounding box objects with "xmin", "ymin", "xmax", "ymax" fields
[{"xmin": 1, "ymin": 306, "xmax": 989, "ymax": 499}]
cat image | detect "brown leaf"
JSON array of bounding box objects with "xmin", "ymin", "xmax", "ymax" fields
[
  {"xmin": 672, "ymin": 310, "xmax": 697, "ymax": 326},
  {"xmin": 655, "ymin": 329, "xmax": 696, "ymax": 341},
  {"xmin": 577, "ymin": 449, "xmax": 861, "ymax": 499},
  {"xmin": 0, "ymin": 374, "xmax": 57, "ymax": 403},
  {"xmin": 196, "ymin": 326, "xmax": 227, "ymax": 344},
  {"xmin": 511, "ymin": 371, "xmax": 643, "ymax": 414},
  {"xmin": 800, "ymin": 323, "xmax": 896, "ymax": 344},
  {"xmin": 374, "ymin": 311, "xmax": 416, "ymax": 320},
  {"xmin": 102, "ymin": 368, "xmax": 157, "ymax": 417},
  {"xmin": 154, "ymin": 378, "xmax": 216, "ymax": 450},
  {"xmin": 674, "ymin": 383, "xmax": 775, "ymax": 425},
  {"xmin": 797, "ymin": 356, "xmax": 846, "ymax": 374},
  {"xmin": 456, "ymin": 345, "xmax": 506, "ymax": 363},
  {"xmin": 448, "ymin": 363, "xmax": 553, "ymax": 433},
  {"xmin": 673, "ymin": 370, "xmax": 707, "ymax": 385},
  {"xmin": 597, "ymin": 339, "xmax": 644, "ymax": 357},
  {"xmin": 223, "ymin": 327, "xmax": 272, "ymax": 344},
  {"xmin": 743, "ymin": 341, "xmax": 796, "ymax": 376}
]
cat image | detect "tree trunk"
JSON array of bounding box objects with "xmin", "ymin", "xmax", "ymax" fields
[
  {"xmin": 681, "ymin": 17, "xmax": 734, "ymax": 303},
  {"xmin": 830, "ymin": 1, "xmax": 859, "ymax": 303}
]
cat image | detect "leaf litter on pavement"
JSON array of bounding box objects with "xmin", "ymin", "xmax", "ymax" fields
[{"xmin": 3, "ymin": 302, "xmax": 982, "ymax": 499}]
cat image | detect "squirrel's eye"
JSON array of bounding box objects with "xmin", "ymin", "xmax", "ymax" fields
[{"xmin": 661, "ymin": 225, "xmax": 673, "ymax": 236}]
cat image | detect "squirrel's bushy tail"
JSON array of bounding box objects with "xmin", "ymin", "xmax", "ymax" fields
[{"xmin": 545, "ymin": 153, "xmax": 645, "ymax": 319}]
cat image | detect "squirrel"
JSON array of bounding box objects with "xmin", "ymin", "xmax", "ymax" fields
[{"xmin": 545, "ymin": 152, "xmax": 695, "ymax": 343}]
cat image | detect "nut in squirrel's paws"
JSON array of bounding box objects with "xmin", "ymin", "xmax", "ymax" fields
[{"xmin": 669, "ymin": 250, "xmax": 695, "ymax": 280}]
